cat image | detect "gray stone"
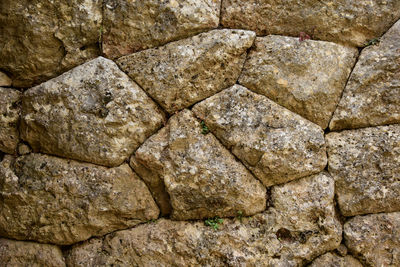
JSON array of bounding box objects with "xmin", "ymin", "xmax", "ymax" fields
[
  {"xmin": 134, "ymin": 109, "xmax": 266, "ymax": 220},
  {"xmin": 0, "ymin": 88, "xmax": 21, "ymax": 154},
  {"xmin": 239, "ymin": 35, "xmax": 358, "ymax": 128},
  {"xmin": 0, "ymin": 238, "xmax": 65, "ymax": 267},
  {"xmin": 117, "ymin": 29, "xmax": 255, "ymax": 113},
  {"xmin": 309, "ymin": 252, "xmax": 363, "ymax": 267},
  {"xmin": 102, "ymin": 0, "xmax": 220, "ymax": 59},
  {"xmin": 327, "ymin": 124, "xmax": 400, "ymax": 216},
  {"xmin": 0, "ymin": 0, "xmax": 102, "ymax": 88},
  {"xmin": 193, "ymin": 85, "xmax": 327, "ymax": 187},
  {"xmin": 66, "ymin": 172, "xmax": 342, "ymax": 266},
  {"xmin": 344, "ymin": 212, "xmax": 400, "ymax": 267},
  {"xmin": 21, "ymin": 57, "xmax": 165, "ymax": 167},
  {"xmin": 221, "ymin": 0, "xmax": 400, "ymax": 47},
  {"xmin": 330, "ymin": 19, "xmax": 400, "ymax": 130},
  {"xmin": 0, "ymin": 154, "xmax": 159, "ymax": 245}
]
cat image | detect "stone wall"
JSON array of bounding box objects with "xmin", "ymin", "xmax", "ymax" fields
[{"xmin": 0, "ymin": 1, "xmax": 399, "ymax": 266}]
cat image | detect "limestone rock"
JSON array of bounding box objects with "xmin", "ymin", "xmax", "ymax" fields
[
  {"xmin": 310, "ymin": 252, "xmax": 363, "ymax": 267},
  {"xmin": 326, "ymin": 124, "xmax": 400, "ymax": 216},
  {"xmin": 0, "ymin": 88, "xmax": 21, "ymax": 154},
  {"xmin": 103, "ymin": 0, "xmax": 220, "ymax": 59},
  {"xmin": 0, "ymin": 0, "xmax": 102, "ymax": 88},
  {"xmin": 0, "ymin": 72, "xmax": 12, "ymax": 87},
  {"xmin": 66, "ymin": 172, "xmax": 341, "ymax": 266},
  {"xmin": 193, "ymin": 85, "xmax": 326, "ymax": 187},
  {"xmin": 238, "ymin": 36, "xmax": 358, "ymax": 129},
  {"xmin": 134, "ymin": 109, "xmax": 266, "ymax": 220},
  {"xmin": 21, "ymin": 57, "xmax": 165, "ymax": 167},
  {"xmin": 221, "ymin": 0, "xmax": 400, "ymax": 47},
  {"xmin": 344, "ymin": 212, "xmax": 400, "ymax": 267},
  {"xmin": 0, "ymin": 154, "xmax": 159, "ymax": 245},
  {"xmin": 0, "ymin": 238, "xmax": 65, "ymax": 267},
  {"xmin": 117, "ymin": 29, "xmax": 255, "ymax": 113},
  {"xmin": 330, "ymin": 20, "xmax": 400, "ymax": 130}
]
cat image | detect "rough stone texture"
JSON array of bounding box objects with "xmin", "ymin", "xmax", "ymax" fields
[
  {"xmin": 0, "ymin": 88, "xmax": 21, "ymax": 154},
  {"xmin": 117, "ymin": 29, "xmax": 255, "ymax": 113},
  {"xmin": 330, "ymin": 20, "xmax": 400, "ymax": 130},
  {"xmin": 0, "ymin": 153, "xmax": 159, "ymax": 245},
  {"xmin": 238, "ymin": 36, "xmax": 358, "ymax": 129},
  {"xmin": 193, "ymin": 85, "xmax": 326, "ymax": 187},
  {"xmin": 0, "ymin": 238, "xmax": 65, "ymax": 267},
  {"xmin": 344, "ymin": 212, "xmax": 400, "ymax": 267},
  {"xmin": 0, "ymin": 0, "xmax": 102, "ymax": 88},
  {"xmin": 0, "ymin": 72, "xmax": 12, "ymax": 87},
  {"xmin": 21, "ymin": 57, "xmax": 165, "ymax": 167},
  {"xmin": 221, "ymin": 0, "xmax": 400, "ymax": 47},
  {"xmin": 134, "ymin": 109, "xmax": 266, "ymax": 220},
  {"xmin": 327, "ymin": 124, "xmax": 400, "ymax": 216},
  {"xmin": 103, "ymin": 0, "xmax": 220, "ymax": 59},
  {"xmin": 66, "ymin": 172, "xmax": 341, "ymax": 266},
  {"xmin": 309, "ymin": 252, "xmax": 363, "ymax": 267}
]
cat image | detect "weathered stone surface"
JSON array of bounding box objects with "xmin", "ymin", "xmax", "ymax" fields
[
  {"xmin": 103, "ymin": 0, "xmax": 220, "ymax": 59},
  {"xmin": 330, "ymin": 20, "xmax": 400, "ymax": 130},
  {"xmin": 221, "ymin": 0, "xmax": 400, "ymax": 47},
  {"xmin": 21, "ymin": 57, "xmax": 165, "ymax": 167},
  {"xmin": 193, "ymin": 85, "xmax": 326, "ymax": 187},
  {"xmin": 134, "ymin": 109, "xmax": 266, "ymax": 220},
  {"xmin": 0, "ymin": 153, "xmax": 159, "ymax": 245},
  {"xmin": 0, "ymin": 238, "xmax": 65, "ymax": 267},
  {"xmin": 310, "ymin": 252, "xmax": 363, "ymax": 267},
  {"xmin": 0, "ymin": 0, "xmax": 102, "ymax": 88},
  {"xmin": 344, "ymin": 212, "xmax": 400, "ymax": 267},
  {"xmin": 0, "ymin": 72, "xmax": 12, "ymax": 87},
  {"xmin": 0, "ymin": 88, "xmax": 21, "ymax": 154},
  {"xmin": 238, "ymin": 36, "xmax": 358, "ymax": 129},
  {"xmin": 327, "ymin": 124, "xmax": 400, "ymax": 216},
  {"xmin": 117, "ymin": 29, "xmax": 255, "ymax": 113},
  {"xmin": 66, "ymin": 172, "xmax": 341, "ymax": 266}
]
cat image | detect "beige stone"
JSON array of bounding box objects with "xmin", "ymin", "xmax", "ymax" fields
[
  {"xmin": 327, "ymin": 124, "xmax": 400, "ymax": 216},
  {"xmin": 0, "ymin": 0, "xmax": 102, "ymax": 88},
  {"xmin": 330, "ymin": 20, "xmax": 400, "ymax": 130},
  {"xmin": 0, "ymin": 88, "xmax": 21, "ymax": 154},
  {"xmin": 117, "ymin": 29, "xmax": 255, "ymax": 113},
  {"xmin": 0, "ymin": 238, "xmax": 65, "ymax": 267},
  {"xmin": 134, "ymin": 109, "xmax": 266, "ymax": 220},
  {"xmin": 66, "ymin": 172, "xmax": 341, "ymax": 266},
  {"xmin": 0, "ymin": 72, "xmax": 12, "ymax": 87},
  {"xmin": 239, "ymin": 36, "xmax": 358, "ymax": 128},
  {"xmin": 0, "ymin": 154, "xmax": 159, "ymax": 245},
  {"xmin": 221, "ymin": 0, "xmax": 400, "ymax": 47},
  {"xmin": 103, "ymin": 0, "xmax": 220, "ymax": 59},
  {"xmin": 344, "ymin": 212, "xmax": 400, "ymax": 267},
  {"xmin": 21, "ymin": 57, "xmax": 165, "ymax": 167},
  {"xmin": 310, "ymin": 252, "xmax": 363, "ymax": 267},
  {"xmin": 193, "ymin": 85, "xmax": 327, "ymax": 187}
]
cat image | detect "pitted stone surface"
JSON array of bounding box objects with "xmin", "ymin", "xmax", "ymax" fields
[
  {"xmin": 309, "ymin": 252, "xmax": 363, "ymax": 267},
  {"xmin": 344, "ymin": 212, "xmax": 400, "ymax": 267},
  {"xmin": 66, "ymin": 172, "xmax": 341, "ymax": 266},
  {"xmin": 330, "ymin": 20, "xmax": 400, "ymax": 130},
  {"xmin": 239, "ymin": 35, "xmax": 358, "ymax": 128},
  {"xmin": 0, "ymin": 0, "xmax": 102, "ymax": 88},
  {"xmin": 103, "ymin": 0, "xmax": 220, "ymax": 59},
  {"xmin": 327, "ymin": 124, "xmax": 400, "ymax": 216},
  {"xmin": 134, "ymin": 109, "xmax": 266, "ymax": 220},
  {"xmin": 193, "ymin": 85, "xmax": 326, "ymax": 187},
  {"xmin": 21, "ymin": 57, "xmax": 165, "ymax": 167},
  {"xmin": 0, "ymin": 88, "xmax": 21, "ymax": 154},
  {"xmin": 0, "ymin": 238, "xmax": 66, "ymax": 267},
  {"xmin": 221, "ymin": 0, "xmax": 400, "ymax": 47},
  {"xmin": 0, "ymin": 154, "xmax": 159, "ymax": 245},
  {"xmin": 117, "ymin": 29, "xmax": 255, "ymax": 113}
]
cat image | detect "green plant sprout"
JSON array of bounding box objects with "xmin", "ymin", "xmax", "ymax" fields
[
  {"xmin": 200, "ymin": 121, "xmax": 209, "ymax": 135},
  {"xmin": 237, "ymin": 210, "xmax": 243, "ymax": 222},
  {"xmin": 205, "ymin": 217, "xmax": 223, "ymax": 230},
  {"xmin": 364, "ymin": 37, "xmax": 380, "ymax": 47}
]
